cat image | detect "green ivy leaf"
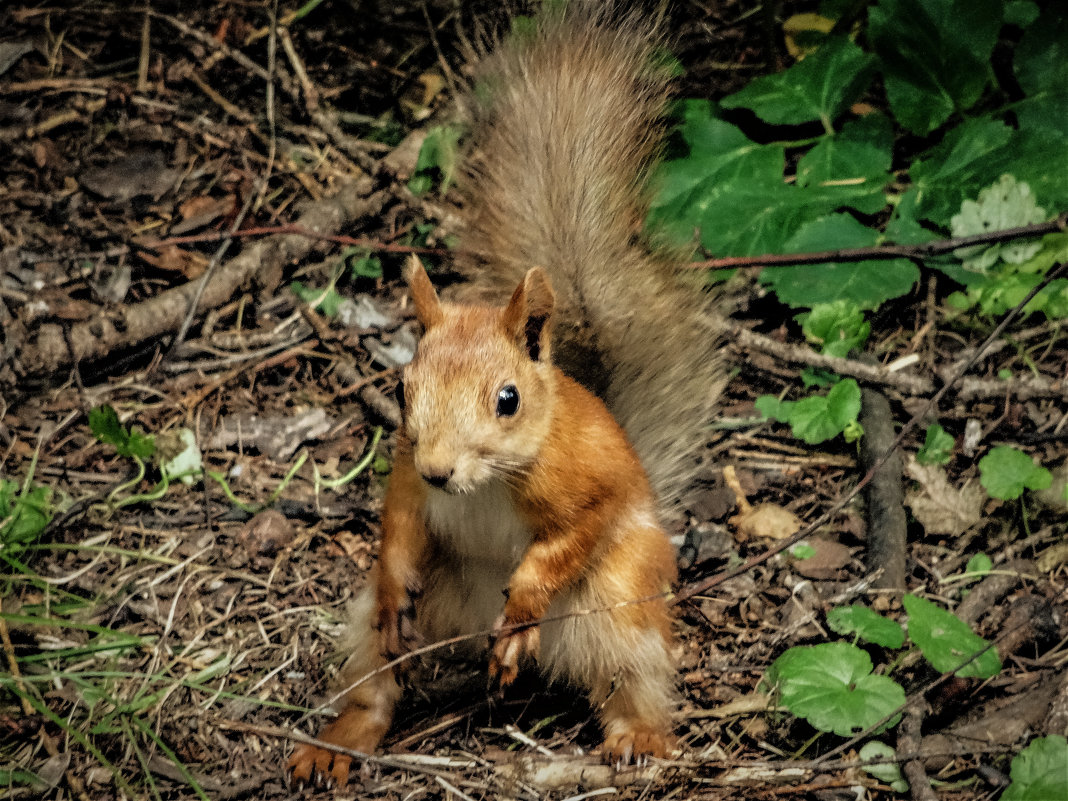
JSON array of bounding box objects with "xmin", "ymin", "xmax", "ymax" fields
[
  {"xmin": 650, "ymin": 103, "xmax": 893, "ymax": 257},
  {"xmin": 766, "ymin": 642, "xmax": 905, "ymax": 736},
  {"xmin": 868, "ymin": 0, "xmax": 1002, "ymax": 134},
  {"xmin": 911, "ymin": 118, "xmax": 1068, "ymax": 228},
  {"xmin": 827, "ymin": 605, "xmax": 906, "ymax": 649},
  {"xmin": 798, "ymin": 300, "xmax": 870, "ymax": 358},
  {"xmin": 756, "ymin": 378, "xmax": 862, "ymax": 444},
  {"xmin": 1004, "ymin": 1, "xmax": 1040, "ymax": 28},
  {"xmin": 903, "ymin": 594, "xmax": 1002, "ymax": 678},
  {"xmin": 89, "ymin": 405, "xmax": 155, "ymax": 460},
  {"xmin": 290, "ymin": 281, "xmax": 343, "ymax": 318},
  {"xmin": 339, "ymin": 246, "xmax": 383, "ymax": 280},
  {"xmin": 979, "ymin": 446, "xmax": 1052, "ymax": 500},
  {"xmin": 1002, "ymin": 736, "xmax": 1068, "ymax": 801},
  {"xmin": 407, "ymin": 124, "xmax": 462, "ymax": 195},
  {"xmin": 721, "ymin": 37, "xmax": 875, "ymax": 129},
  {"xmin": 916, "ymin": 423, "xmax": 954, "ymax": 465},
  {"xmin": 885, "ymin": 188, "xmax": 938, "ymax": 246},
  {"xmin": 761, "ymin": 214, "xmax": 918, "ymax": 308},
  {"xmin": 0, "ymin": 480, "xmax": 53, "ymax": 545},
  {"xmin": 795, "ymin": 115, "xmax": 893, "ymax": 215},
  {"xmin": 800, "ymin": 367, "xmax": 839, "ymax": 387},
  {"xmin": 909, "ymin": 117, "xmax": 1013, "ymax": 225},
  {"xmin": 1012, "ymin": 7, "xmax": 1068, "ymax": 137},
  {"xmin": 88, "ymin": 405, "xmax": 126, "ymax": 450},
  {"xmin": 964, "ymin": 553, "xmax": 993, "ymax": 577},
  {"xmin": 649, "ymin": 104, "xmax": 803, "ymax": 255}
]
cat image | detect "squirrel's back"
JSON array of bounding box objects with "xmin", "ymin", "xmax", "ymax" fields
[{"xmin": 456, "ymin": 2, "xmax": 724, "ymax": 511}]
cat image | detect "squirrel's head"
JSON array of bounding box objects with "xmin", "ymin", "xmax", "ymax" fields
[{"xmin": 397, "ymin": 256, "xmax": 556, "ymax": 495}]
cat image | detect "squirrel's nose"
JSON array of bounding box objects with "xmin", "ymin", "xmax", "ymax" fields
[{"xmin": 421, "ymin": 469, "xmax": 453, "ymax": 489}]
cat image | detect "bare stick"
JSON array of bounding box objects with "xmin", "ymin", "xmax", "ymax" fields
[{"xmin": 694, "ymin": 212, "xmax": 1068, "ymax": 270}]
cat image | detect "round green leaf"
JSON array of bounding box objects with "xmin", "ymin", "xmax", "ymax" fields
[
  {"xmin": 979, "ymin": 446, "xmax": 1052, "ymax": 500},
  {"xmin": 1002, "ymin": 735, "xmax": 1068, "ymax": 801},
  {"xmin": 761, "ymin": 214, "xmax": 918, "ymax": 309},
  {"xmin": 767, "ymin": 642, "xmax": 905, "ymax": 736},
  {"xmin": 827, "ymin": 605, "xmax": 906, "ymax": 649}
]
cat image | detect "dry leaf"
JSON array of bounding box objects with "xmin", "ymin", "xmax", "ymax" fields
[
  {"xmin": 724, "ymin": 464, "xmax": 803, "ymax": 541},
  {"xmin": 732, "ymin": 503, "xmax": 803, "ymax": 542},
  {"xmin": 173, "ymin": 193, "xmax": 234, "ymax": 235},
  {"xmin": 1037, "ymin": 542, "xmax": 1068, "ymax": 573},
  {"xmin": 782, "ymin": 13, "xmax": 836, "ymax": 58},
  {"xmin": 79, "ymin": 148, "xmax": 178, "ymax": 201},
  {"xmin": 904, "ymin": 455, "xmax": 983, "ymax": 536},
  {"xmin": 138, "ymin": 244, "xmax": 209, "ymax": 279},
  {"xmin": 792, "ymin": 536, "xmax": 852, "ymax": 579}
]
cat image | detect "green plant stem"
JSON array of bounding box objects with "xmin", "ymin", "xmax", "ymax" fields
[
  {"xmin": 17, "ymin": 440, "xmax": 42, "ymax": 502},
  {"xmin": 122, "ymin": 717, "xmax": 164, "ymax": 801},
  {"xmin": 882, "ymin": 647, "xmax": 914, "ymax": 678},
  {"xmin": 314, "ymin": 426, "xmax": 383, "ymax": 490},
  {"xmin": 289, "ymin": 0, "xmax": 327, "ymax": 23},
  {"xmin": 113, "ymin": 472, "xmax": 171, "ymax": 509},
  {"xmin": 128, "ymin": 715, "xmax": 210, "ymax": 801},
  {"xmin": 205, "ymin": 449, "xmax": 308, "ymax": 514},
  {"xmin": 104, "ymin": 457, "xmax": 146, "ymax": 508},
  {"xmin": 1, "ymin": 611, "xmax": 148, "ymax": 644},
  {"xmin": 792, "ymin": 730, "xmax": 823, "ymax": 759},
  {"xmin": 1, "ymin": 671, "xmax": 309, "ymax": 713},
  {"xmin": 941, "ymin": 568, "xmax": 1038, "ymax": 586}
]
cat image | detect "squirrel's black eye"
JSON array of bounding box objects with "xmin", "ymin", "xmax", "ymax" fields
[
  {"xmin": 496, "ymin": 385, "xmax": 520, "ymax": 417},
  {"xmin": 395, "ymin": 380, "xmax": 405, "ymax": 411}
]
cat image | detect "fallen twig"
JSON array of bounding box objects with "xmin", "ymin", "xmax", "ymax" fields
[
  {"xmin": 2, "ymin": 178, "xmax": 386, "ymax": 385},
  {"xmin": 694, "ymin": 212, "xmax": 1068, "ymax": 269}
]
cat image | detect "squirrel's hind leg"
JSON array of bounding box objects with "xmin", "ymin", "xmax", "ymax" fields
[
  {"xmin": 543, "ymin": 529, "xmax": 678, "ymax": 766},
  {"xmin": 288, "ymin": 589, "xmax": 400, "ymax": 788},
  {"xmin": 594, "ymin": 624, "xmax": 677, "ymax": 767}
]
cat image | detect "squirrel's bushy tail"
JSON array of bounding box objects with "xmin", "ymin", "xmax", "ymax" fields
[{"xmin": 456, "ymin": 2, "xmax": 724, "ymax": 512}]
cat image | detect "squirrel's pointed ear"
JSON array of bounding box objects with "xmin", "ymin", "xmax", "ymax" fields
[
  {"xmin": 406, "ymin": 255, "xmax": 443, "ymax": 329},
  {"xmin": 502, "ymin": 267, "xmax": 555, "ymax": 361}
]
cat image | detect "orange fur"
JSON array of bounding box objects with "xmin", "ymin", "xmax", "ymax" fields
[
  {"xmin": 290, "ymin": 2, "xmax": 722, "ymax": 786},
  {"xmin": 290, "ymin": 261, "xmax": 679, "ymax": 786}
]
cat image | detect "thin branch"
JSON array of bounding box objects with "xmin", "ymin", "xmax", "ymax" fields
[
  {"xmin": 726, "ymin": 321, "xmax": 934, "ymax": 395},
  {"xmin": 693, "ymin": 211, "xmax": 1068, "ymax": 270}
]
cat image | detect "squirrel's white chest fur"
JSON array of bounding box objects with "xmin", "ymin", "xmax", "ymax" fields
[
  {"xmin": 423, "ymin": 480, "xmax": 530, "ymax": 568},
  {"xmin": 418, "ymin": 481, "xmax": 531, "ymax": 639}
]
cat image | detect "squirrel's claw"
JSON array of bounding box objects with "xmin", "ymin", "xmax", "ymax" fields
[
  {"xmin": 287, "ymin": 745, "xmax": 352, "ymax": 790},
  {"xmin": 489, "ymin": 615, "xmax": 540, "ymax": 686},
  {"xmin": 602, "ymin": 729, "xmax": 673, "ymax": 769}
]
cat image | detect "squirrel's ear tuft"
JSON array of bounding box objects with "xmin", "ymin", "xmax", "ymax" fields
[
  {"xmin": 502, "ymin": 267, "xmax": 555, "ymax": 362},
  {"xmin": 407, "ymin": 255, "xmax": 443, "ymax": 329}
]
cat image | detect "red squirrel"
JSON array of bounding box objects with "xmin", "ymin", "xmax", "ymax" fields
[{"xmin": 289, "ymin": 2, "xmax": 723, "ymax": 787}]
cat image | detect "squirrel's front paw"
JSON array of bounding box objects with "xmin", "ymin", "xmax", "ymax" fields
[
  {"xmin": 375, "ymin": 580, "xmax": 422, "ymax": 659},
  {"xmin": 489, "ymin": 614, "xmax": 540, "ymax": 686}
]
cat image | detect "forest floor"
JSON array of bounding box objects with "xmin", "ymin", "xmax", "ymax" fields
[{"xmin": 1, "ymin": 2, "xmax": 1066, "ymax": 800}]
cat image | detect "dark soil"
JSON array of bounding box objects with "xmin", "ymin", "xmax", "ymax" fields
[{"xmin": 2, "ymin": 2, "xmax": 1066, "ymax": 800}]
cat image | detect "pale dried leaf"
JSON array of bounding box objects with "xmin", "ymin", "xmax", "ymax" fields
[
  {"xmin": 904, "ymin": 455, "xmax": 983, "ymax": 536},
  {"xmin": 731, "ymin": 503, "xmax": 803, "ymax": 542}
]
